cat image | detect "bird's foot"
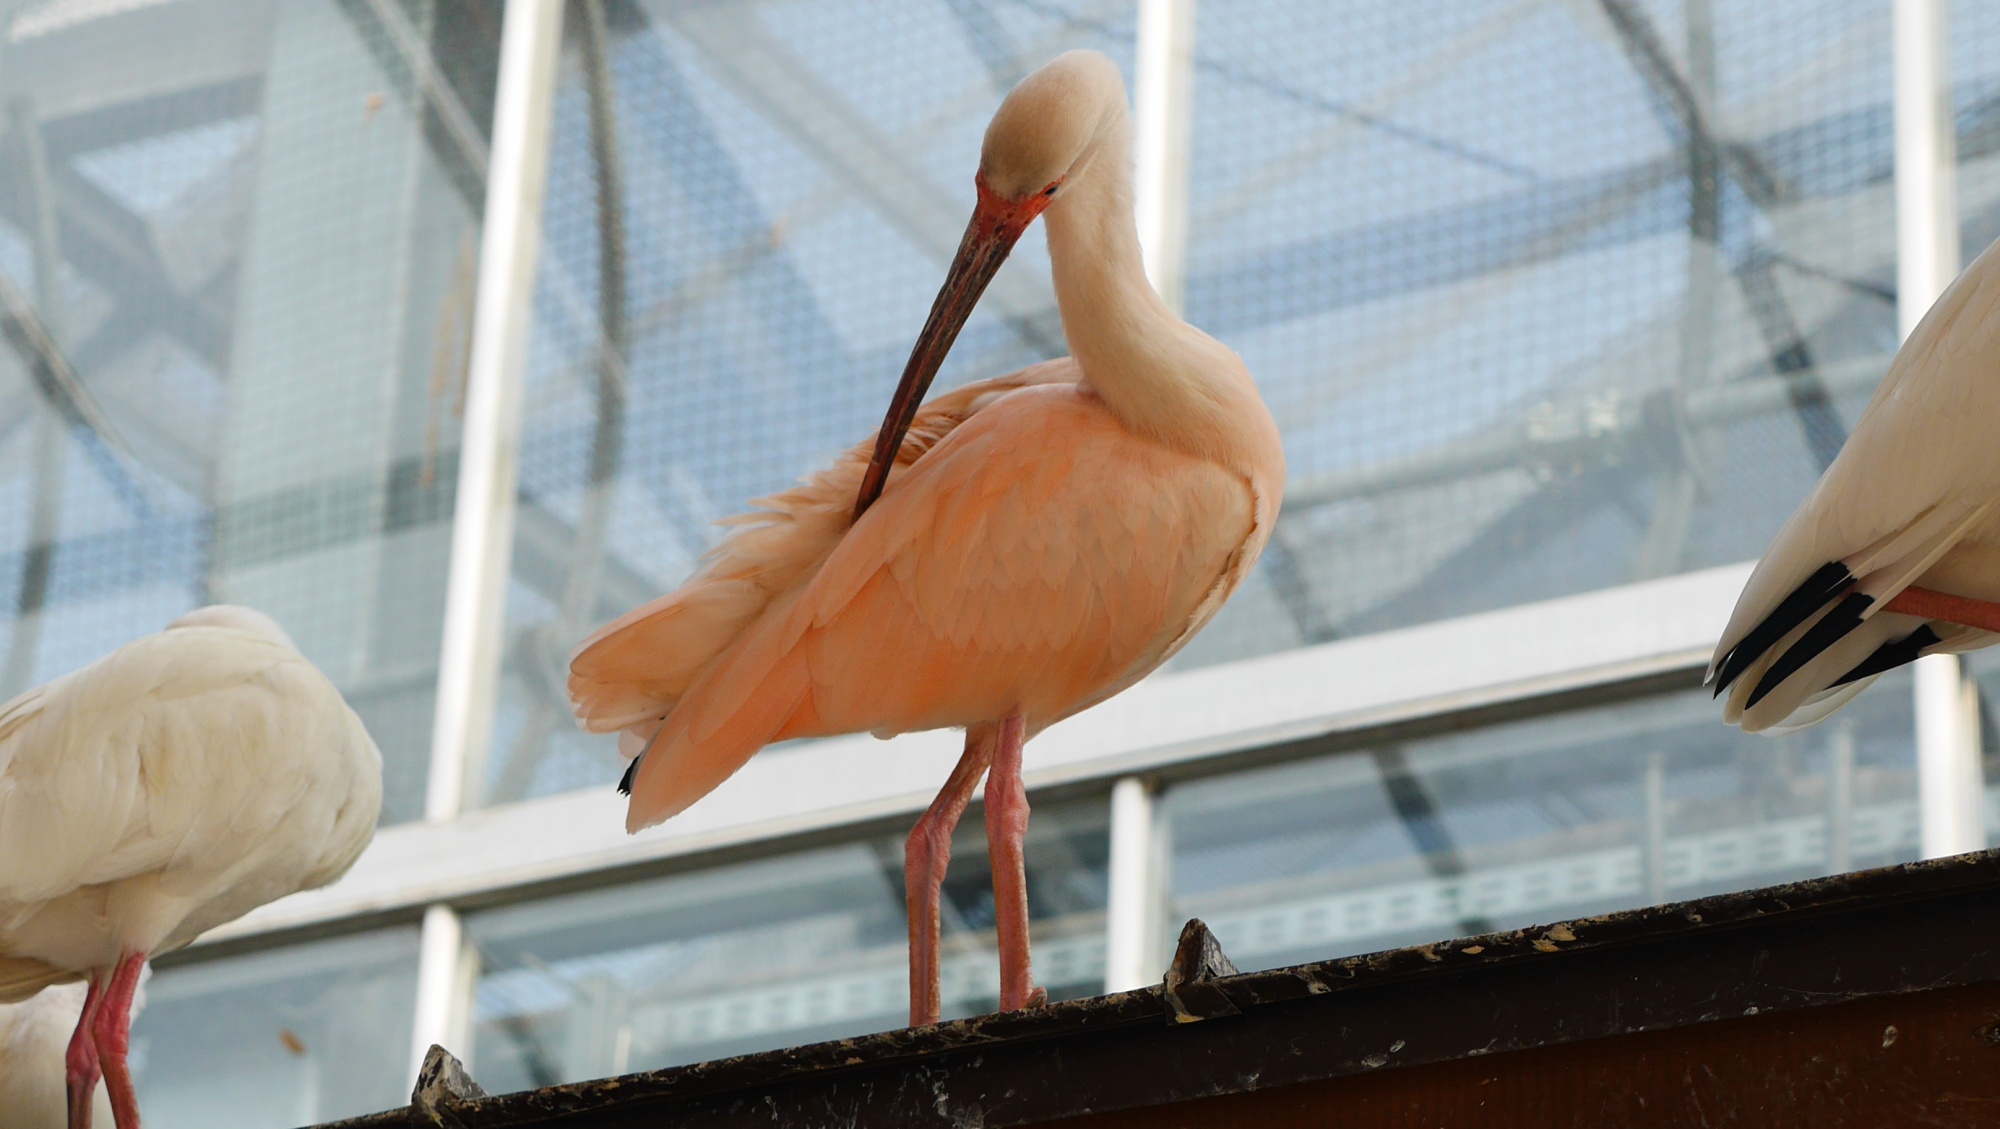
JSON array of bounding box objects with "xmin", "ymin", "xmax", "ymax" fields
[
  {"xmin": 996, "ymin": 964, "xmax": 1048, "ymax": 1008},
  {"xmin": 994, "ymin": 981, "xmax": 1047, "ymax": 1012}
]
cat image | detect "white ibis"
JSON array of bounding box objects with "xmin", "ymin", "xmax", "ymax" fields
[
  {"xmin": 0, "ymin": 606, "xmax": 382, "ymax": 1127},
  {"xmin": 568, "ymin": 51, "xmax": 1284, "ymax": 1026}
]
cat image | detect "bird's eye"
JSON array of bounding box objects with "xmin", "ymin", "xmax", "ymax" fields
[{"xmin": 1042, "ymin": 184, "xmax": 1059, "ymax": 197}]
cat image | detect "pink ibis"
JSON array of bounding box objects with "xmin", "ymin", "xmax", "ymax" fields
[{"xmin": 569, "ymin": 51, "xmax": 1284, "ymax": 1025}]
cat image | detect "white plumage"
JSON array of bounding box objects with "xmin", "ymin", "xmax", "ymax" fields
[
  {"xmin": 0, "ymin": 605, "xmax": 381, "ymax": 1128},
  {"xmin": 1712, "ymin": 236, "xmax": 2000, "ymax": 731}
]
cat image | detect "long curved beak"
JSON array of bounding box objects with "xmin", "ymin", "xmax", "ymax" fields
[{"xmin": 853, "ymin": 177, "xmax": 1051, "ymax": 519}]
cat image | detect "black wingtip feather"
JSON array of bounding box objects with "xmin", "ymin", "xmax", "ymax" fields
[
  {"xmin": 1745, "ymin": 592, "xmax": 1874, "ymax": 709},
  {"xmin": 617, "ymin": 755, "xmax": 641, "ymax": 796},
  {"xmin": 1714, "ymin": 561, "xmax": 1854, "ymax": 696},
  {"xmin": 1833, "ymin": 625, "xmax": 1942, "ymax": 688}
]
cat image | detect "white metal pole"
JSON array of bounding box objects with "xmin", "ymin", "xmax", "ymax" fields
[
  {"xmin": 1827, "ymin": 721, "xmax": 1855, "ymax": 873},
  {"xmin": 1642, "ymin": 753, "xmax": 1667, "ymax": 903},
  {"xmin": 1133, "ymin": 0, "xmax": 1195, "ymax": 312},
  {"xmin": 1916, "ymin": 656, "xmax": 1985, "ymax": 856},
  {"xmin": 1104, "ymin": 776, "xmax": 1169, "ymax": 992},
  {"xmin": 1895, "ymin": 0, "xmax": 1959, "ymax": 338},
  {"xmin": 1894, "ymin": 0, "xmax": 1984, "ymax": 858},
  {"xmin": 426, "ymin": 0, "xmax": 566, "ymax": 822},
  {"xmin": 410, "ymin": 903, "xmax": 477, "ymax": 1086}
]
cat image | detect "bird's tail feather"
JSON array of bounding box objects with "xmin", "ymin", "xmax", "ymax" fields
[
  {"xmin": 1713, "ymin": 502, "xmax": 1995, "ymax": 731},
  {"xmin": 1762, "ymin": 678, "xmax": 1876, "ymax": 735},
  {"xmin": 1724, "ymin": 601, "xmax": 1924, "ymax": 731},
  {"xmin": 623, "ymin": 592, "xmax": 815, "ymax": 832},
  {"xmin": 569, "ymin": 579, "xmax": 769, "ymax": 733}
]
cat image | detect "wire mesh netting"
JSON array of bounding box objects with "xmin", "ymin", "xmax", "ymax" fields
[
  {"xmin": 1953, "ymin": 0, "xmax": 2000, "ymax": 260},
  {"xmin": 1178, "ymin": 0, "xmax": 1901, "ymax": 663},
  {"xmin": 487, "ymin": 0, "xmax": 1136, "ymax": 804},
  {"xmin": 0, "ymin": 0, "xmax": 500, "ymax": 830},
  {"xmin": 487, "ymin": 0, "xmax": 1918, "ymax": 804}
]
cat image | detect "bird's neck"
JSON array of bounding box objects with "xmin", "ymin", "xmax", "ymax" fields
[{"xmin": 1042, "ymin": 113, "xmax": 1277, "ymax": 478}]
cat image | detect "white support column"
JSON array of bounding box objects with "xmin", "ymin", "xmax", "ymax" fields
[
  {"xmin": 1133, "ymin": 0, "xmax": 1195, "ymax": 312},
  {"xmin": 426, "ymin": 0, "xmax": 566, "ymax": 821},
  {"xmin": 1104, "ymin": 776, "xmax": 1170, "ymax": 992},
  {"xmin": 1894, "ymin": 0, "xmax": 1984, "ymax": 858},
  {"xmin": 1827, "ymin": 721, "xmax": 1856, "ymax": 873},
  {"xmin": 410, "ymin": 903, "xmax": 479, "ymax": 1085},
  {"xmin": 1641, "ymin": 753, "xmax": 1668, "ymax": 903},
  {"xmin": 1916, "ymin": 655, "xmax": 1985, "ymax": 857}
]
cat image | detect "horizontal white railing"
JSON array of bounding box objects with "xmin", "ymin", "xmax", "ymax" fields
[
  {"xmin": 200, "ymin": 562, "xmax": 1751, "ymax": 947},
  {"xmin": 476, "ymin": 926, "xmax": 1109, "ymax": 1055},
  {"xmin": 466, "ymin": 787, "xmax": 1941, "ymax": 1061},
  {"xmin": 1196, "ymin": 797, "xmax": 1925, "ymax": 964}
]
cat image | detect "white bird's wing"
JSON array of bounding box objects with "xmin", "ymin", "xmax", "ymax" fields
[
  {"xmin": 1713, "ymin": 237, "xmax": 2000, "ymax": 730},
  {"xmin": 0, "ymin": 624, "xmax": 382, "ymax": 955}
]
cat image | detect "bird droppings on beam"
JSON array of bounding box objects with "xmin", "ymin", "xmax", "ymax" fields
[{"xmin": 312, "ymin": 850, "xmax": 2000, "ymax": 1128}]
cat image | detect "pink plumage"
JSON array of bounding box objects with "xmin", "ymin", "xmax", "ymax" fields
[{"xmin": 568, "ymin": 51, "xmax": 1284, "ymax": 1026}]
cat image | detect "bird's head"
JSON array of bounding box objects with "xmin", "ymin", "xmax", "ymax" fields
[
  {"xmin": 976, "ymin": 50, "xmax": 1124, "ymax": 204},
  {"xmin": 851, "ymin": 51, "xmax": 1128, "ymax": 518}
]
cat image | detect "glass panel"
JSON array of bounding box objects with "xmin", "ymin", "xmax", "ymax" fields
[
  {"xmin": 1165, "ymin": 680, "xmax": 1919, "ymax": 973},
  {"xmin": 0, "ymin": 0, "xmax": 498, "ymax": 823},
  {"xmin": 484, "ymin": 0, "xmax": 1135, "ymax": 803},
  {"xmin": 467, "ymin": 797, "xmax": 1108, "ymax": 1091},
  {"xmin": 131, "ymin": 927, "xmax": 421, "ymax": 1128},
  {"xmin": 1178, "ymin": 0, "xmax": 1901, "ymax": 666}
]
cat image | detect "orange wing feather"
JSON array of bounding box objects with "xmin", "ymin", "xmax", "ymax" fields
[
  {"xmin": 603, "ymin": 379, "xmax": 1263, "ymax": 830},
  {"xmin": 567, "ymin": 361, "xmax": 1074, "ymax": 747}
]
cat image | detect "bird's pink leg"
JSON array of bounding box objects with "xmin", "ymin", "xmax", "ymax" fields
[
  {"xmin": 985, "ymin": 711, "xmax": 1044, "ymax": 1012},
  {"xmin": 65, "ymin": 971, "xmax": 108, "ymax": 1129},
  {"xmin": 905, "ymin": 726, "xmax": 997, "ymax": 1027},
  {"xmin": 1885, "ymin": 586, "xmax": 2000, "ymax": 634},
  {"xmin": 89, "ymin": 952, "xmax": 147, "ymax": 1129}
]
